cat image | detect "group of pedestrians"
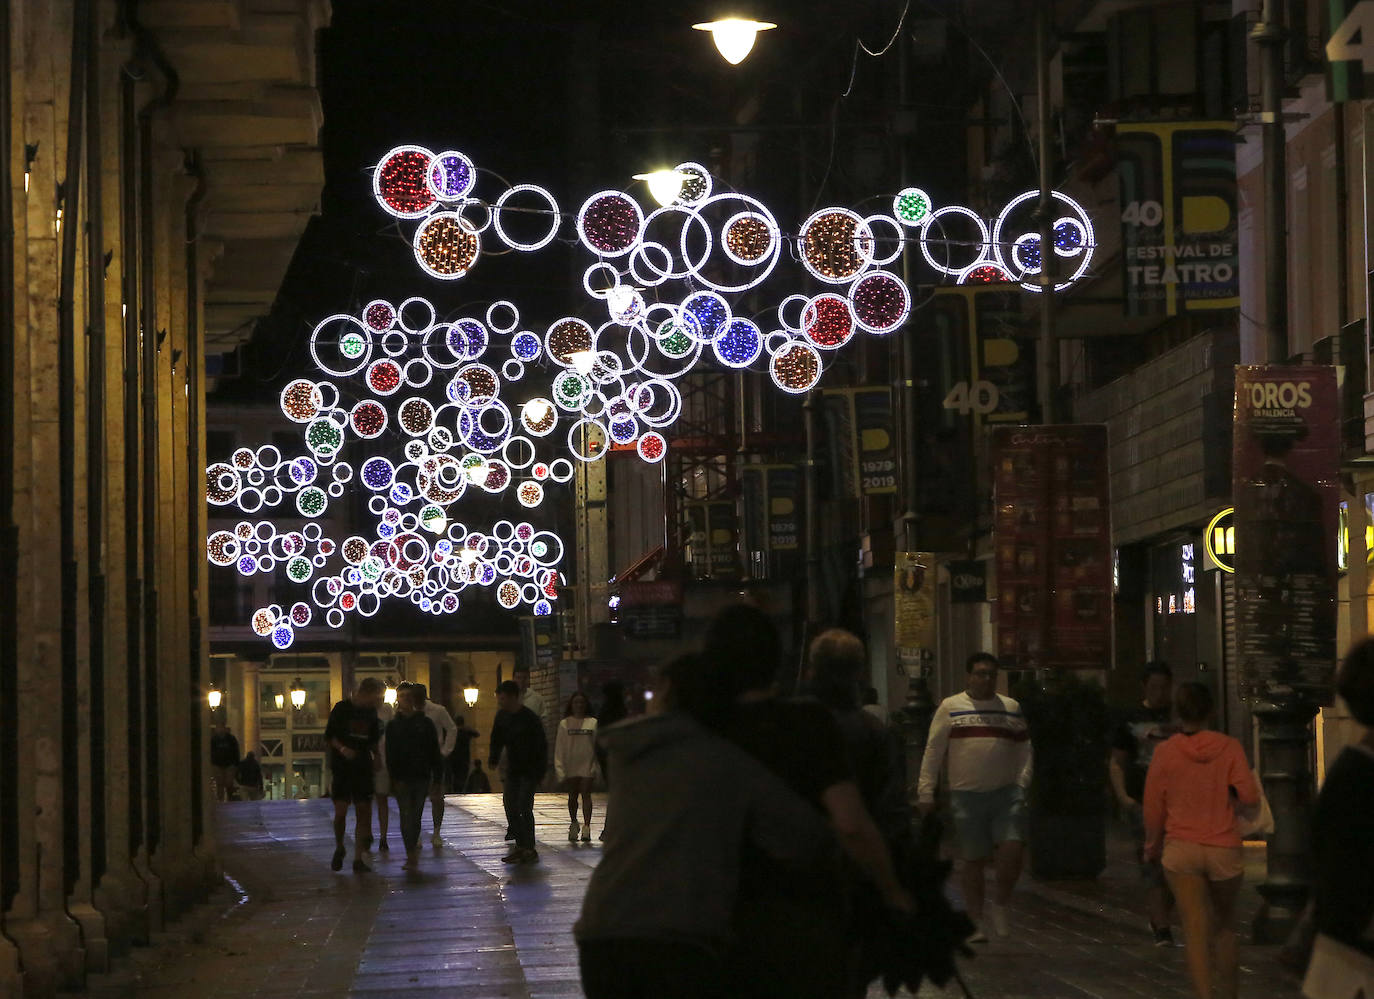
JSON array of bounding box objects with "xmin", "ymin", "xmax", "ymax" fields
[{"xmin": 208, "ymin": 724, "xmax": 264, "ymax": 801}]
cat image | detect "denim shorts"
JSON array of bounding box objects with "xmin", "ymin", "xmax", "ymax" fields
[{"xmin": 949, "ymin": 786, "xmax": 1026, "ymax": 859}]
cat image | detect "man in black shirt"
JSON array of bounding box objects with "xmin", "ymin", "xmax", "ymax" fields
[
  {"xmin": 209, "ymin": 726, "xmax": 241, "ymax": 802},
  {"xmin": 1109, "ymin": 661, "xmax": 1178, "ymax": 945},
  {"xmin": 325, "ymin": 677, "xmax": 385, "ymax": 873},
  {"xmin": 489, "ymin": 680, "xmax": 548, "ymax": 863}
]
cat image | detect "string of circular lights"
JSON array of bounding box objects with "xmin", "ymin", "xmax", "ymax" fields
[{"xmin": 207, "ymin": 143, "xmax": 1096, "ymax": 645}]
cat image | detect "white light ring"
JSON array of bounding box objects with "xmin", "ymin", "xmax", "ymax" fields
[
  {"xmin": 769, "ymin": 341, "xmax": 823, "ymax": 395},
  {"xmin": 398, "ymin": 512, "xmax": 420, "ymax": 533},
  {"xmin": 254, "ymin": 444, "xmax": 281, "ymax": 469},
  {"xmin": 1009, "ymin": 232, "xmax": 1041, "ymax": 278},
  {"xmin": 261, "ymin": 485, "xmax": 283, "ymax": 506},
  {"xmin": 862, "ymin": 214, "xmax": 906, "ymax": 266},
  {"xmin": 486, "ymin": 300, "xmax": 520, "ymax": 333},
  {"xmin": 675, "ymin": 207, "xmax": 715, "ymax": 280},
  {"xmin": 589, "ymin": 348, "xmax": 624, "ymax": 386},
  {"xmin": 673, "ymin": 162, "xmax": 713, "ymax": 206},
  {"xmin": 848, "ymin": 270, "xmax": 912, "ymax": 334},
  {"xmin": 309, "ymin": 313, "xmax": 373, "ymax": 377},
  {"xmin": 491, "ymin": 184, "xmax": 561, "ymax": 252},
  {"xmin": 520, "ymin": 583, "xmax": 542, "ymax": 605},
  {"xmin": 412, "ymin": 212, "xmax": 481, "ymax": 281},
  {"xmin": 580, "ymin": 391, "xmax": 608, "ymax": 420},
  {"xmin": 246, "ymin": 467, "xmax": 266, "ymax": 487},
  {"xmin": 397, "ymin": 296, "xmax": 436, "ymax": 335},
  {"xmin": 530, "ymin": 530, "xmax": 566, "ymax": 565},
  {"xmin": 403, "ymin": 358, "xmax": 434, "ymax": 388},
  {"xmin": 765, "ymin": 330, "xmax": 795, "ymax": 356},
  {"xmin": 238, "ymin": 488, "xmax": 263, "ymax": 514},
  {"xmin": 315, "ymin": 380, "xmax": 339, "ymax": 411},
  {"xmin": 720, "ymin": 210, "xmax": 779, "ymax": 267},
  {"xmin": 502, "ymin": 359, "xmax": 525, "ymax": 382},
  {"xmin": 552, "ymin": 370, "xmax": 593, "ymax": 412},
  {"xmin": 777, "ymin": 294, "xmax": 809, "ymax": 334},
  {"xmin": 797, "ymin": 206, "xmax": 876, "ymax": 285},
  {"xmin": 501, "ymin": 435, "xmax": 537, "ymax": 470},
  {"xmin": 576, "ymin": 189, "xmax": 644, "ymax": 259},
  {"xmin": 548, "ymin": 458, "xmax": 574, "ymax": 483},
  {"xmin": 520, "ymin": 397, "xmax": 559, "ymax": 437},
  {"xmin": 422, "ymin": 324, "xmax": 466, "ymax": 371},
  {"xmin": 356, "ymin": 591, "xmax": 381, "ymax": 618},
  {"xmin": 545, "ymin": 316, "xmax": 596, "ymax": 368},
  {"xmin": 616, "ymin": 320, "xmax": 654, "ymax": 374},
  {"xmin": 457, "ymin": 199, "xmax": 493, "ymax": 234},
  {"xmin": 638, "ymin": 206, "xmax": 700, "ymax": 280},
  {"xmin": 365, "ymin": 358, "xmax": 404, "ymax": 397},
  {"xmin": 920, "ymin": 205, "xmax": 991, "ymax": 277},
  {"xmin": 372, "ymin": 144, "xmax": 437, "ymax": 220},
  {"xmin": 956, "ymin": 259, "xmax": 1012, "ymax": 286},
  {"xmin": 380, "ymin": 330, "xmax": 408, "ymax": 358},
  {"xmin": 689, "ymin": 194, "xmax": 782, "ymax": 292},
  {"xmin": 990, "ymin": 189, "xmax": 1095, "ymax": 292},
  {"xmin": 635, "ymin": 379, "xmax": 683, "ymax": 428},
  {"xmin": 712, "ymin": 318, "xmax": 764, "ymax": 368},
  {"xmin": 1052, "ymin": 216, "xmax": 1087, "ymax": 258},
  {"xmin": 582, "ymin": 262, "xmax": 622, "ymax": 300},
  {"xmin": 567, "ymin": 419, "xmax": 608, "ymax": 462},
  {"xmin": 425, "ymin": 149, "xmax": 477, "ymax": 202},
  {"xmin": 629, "ymin": 241, "xmax": 674, "ymax": 287}
]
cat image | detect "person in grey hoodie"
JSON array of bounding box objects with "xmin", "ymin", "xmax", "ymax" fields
[{"xmin": 574, "ymin": 655, "xmax": 831, "ymax": 999}]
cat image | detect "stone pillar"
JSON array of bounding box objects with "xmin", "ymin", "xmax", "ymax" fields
[
  {"xmin": 410, "ymin": 650, "xmax": 431, "ymax": 690},
  {"xmin": 241, "ymin": 662, "xmax": 261, "ymax": 763}
]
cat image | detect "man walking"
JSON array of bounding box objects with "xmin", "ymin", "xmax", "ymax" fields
[
  {"xmin": 386, "ymin": 683, "xmax": 443, "ymax": 870},
  {"xmin": 502, "ymin": 667, "xmax": 544, "ymax": 841},
  {"xmin": 236, "ymin": 751, "xmax": 265, "ymax": 801},
  {"xmin": 209, "ymin": 725, "xmax": 241, "ymax": 802},
  {"xmin": 1110, "ymin": 661, "xmax": 1179, "ymax": 945},
  {"xmin": 325, "ymin": 677, "xmax": 385, "ymax": 873},
  {"xmin": 918, "ymin": 652, "xmax": 1032, "ymax": 942},
  {"xmin": 409, "ymin": 682, "xmax": 457, "ymax": 847},
  {"xmin": 489, "ymin": 680, "xmax": 547, "ymax": 863}
]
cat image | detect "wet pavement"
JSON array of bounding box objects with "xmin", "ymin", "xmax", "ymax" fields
[{"xmin": 74, "ymin": 795, "xmax": 1305, "ymax": 998}]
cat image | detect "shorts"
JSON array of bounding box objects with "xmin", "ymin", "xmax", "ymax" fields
[
  {"xmin": 330, "ymin": 763, "xmax": 375, "ymax": 803},
  {"xmin": 950, "ymin": 786, "xmax": 1025, "ymax": 860},
  {"xmin": 1161, "ymin": 840, "xmax": 1244, "ymax": 882},
  {"xmin": 1126, "ymin": 802, "xmax": 1168, "ymax": 891}
]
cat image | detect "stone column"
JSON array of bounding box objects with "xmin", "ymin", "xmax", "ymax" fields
[{"xmin": 241, "ymin": 662, "xmax": 261, "ymax": 767}]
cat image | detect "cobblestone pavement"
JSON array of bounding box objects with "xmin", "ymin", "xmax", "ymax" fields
[{"xmin": 75, "ymin": 795, "xmax": 1305, "ymax": 998}]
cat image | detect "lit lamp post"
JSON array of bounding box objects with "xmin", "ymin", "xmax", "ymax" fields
[
  {"xmin": 632, "ymin": 169, "xmax": 685, "ymax": 207},
  {"xmin": 206, "ymin": 685, "xmax": 222, "ymax": 712},
  {"xmin": 691, "ymin": 17, "xmax": 776, "ymax": 64},
  {"xmin": 383, "ymin": 680, "xmax": 398, "ymax": 708},
  {"xmin": 463, "ymin": 674, "xmax": 480, "ymax": 709},
  {"xmin": 289, "ymin": 678, "xmax": 307, "ymax": 710}
]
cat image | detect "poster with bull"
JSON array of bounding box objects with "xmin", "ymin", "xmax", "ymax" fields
[{"xmin": 1232, "ymin": 366, "xmax": 1339, "ymax": 704}]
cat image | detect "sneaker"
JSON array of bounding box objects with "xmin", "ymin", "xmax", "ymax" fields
[
  {"xmin": 378, "ymin": 837, "xmax": 389, "ymax": 852},
  {"xmin": 581, "ymin": 828, "xmax": 592, "ymax": 843},
  {"xmin": 331, "ymin": 846, "xmax": 345, "ymax": 872},
  {"xmin": 568, "ymin": 820, "xmax": 580, "ymax": 843},
  {"xmin": 1152, "ymin": 923, "xmax": 1175, "ymax": 947},
  {"xmin": 352, "ymin": 858, "xmax": 370, "ymax": 874},
  {"xmin": 501, "ymin": 849, "xmax": 523, "ymax": 863},
  {"xmin": 966, "ymin": 926, "xmax": 989, "ymax": 945},
  {"xmin": 987, "ymin": 903, "xmax": 1010, "ymax": 938},
  {"xmin": 431, "ymin": 832, "xmax": 442, "ymax": 848}
]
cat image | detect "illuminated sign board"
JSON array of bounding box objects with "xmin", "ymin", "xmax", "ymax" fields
[{"xmin": 1206, "ymin": 504, "xmax": 1368, "ymax": 574}]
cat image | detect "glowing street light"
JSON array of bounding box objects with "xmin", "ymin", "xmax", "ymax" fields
[
  {"xmin": 463, "ymin": 675, "xmax": 480, "ymax": 708},
  {"xmin": 274, "ymin": 692, "xmax": 285, "ymax": 711},
  {"xmin": 289, "ymin": 678, "xmax": 307, "ymax": 709},
  {"xmin": 460, "ymin": 546, "xmax": 480, "ymax": 565},
  {"xmin": 383, "ymin": 681, "xmax": 397, "ymax": 707},
  {"xmin": 522, "ymin": 399, "xmax": 553, "ymax": 424},
  {"xmin": 207, "ymin": 686, "xmax": 222, "ymax": 710},
  {"xmin": 568, "ymin": 349, "xmax": 597, "ymax": 375},
  {"xmin": 632, "ymin": 169, "xmax": 685, "ymax": 207},
  {"xmin": 464, "ymin": 460, "xmax": 490, "ymax": 485},
  {"xmin": 692, "ymin": 18, "xmax": 776, "ymax": 65}
]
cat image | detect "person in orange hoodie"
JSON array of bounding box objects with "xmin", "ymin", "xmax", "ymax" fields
[{"xmin": 1144, "ymin": 682, "xmax": 1260, "ymax": 999}]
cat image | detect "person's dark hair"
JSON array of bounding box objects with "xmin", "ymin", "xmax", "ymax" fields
[
  {"xmin": 472, "ymin": 760, "xmax": 484, "ymax": 769},
  {"xmin": 410, "ymin": 682, "xmax": 428, "ymax": 703},
  {"xmin": 513, "ymin": 666, "xmax": 530, "ymax": 677},
  {"xmin": 665, "ymin": 653, "xmax": 731, "ymax": 730},
  {"xmin": 807, "ymin": 628, "xmax": 867, "ymax": 709},
  {"xmin": 565, "ymin": 691, "xmax": 591, "ymax": 717},
  {"xmin": 1337, "ymin": 639, "xmax": 1374, "ymax": 727},
  {"xmin": 1175, "ymin": 682, "xmax": 1214, "ymax": 724},
  {"xmin": 862, "ymin": 686, "xmax": 879, "ymax": 706},
  {"xmin": 358, "ymin": 677, "xmax": 385, "ymax": 695},
  {"xmin": 1142, "ymin": 661, "xmax": 1172, "ymax": 683},
  {"xmin": 704, "ymin": 603, "xmax": 781, "ymax": 696},
  {"xmin": 496, "ymin": 680, "xmax": 521, "ymax": 698},
  {"xmin": 966, "ymin": 652, "xmax": 999, "ymax": 673}
]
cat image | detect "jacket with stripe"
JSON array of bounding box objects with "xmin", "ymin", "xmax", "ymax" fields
[{"xmin": 917, "ymin": 691, "xmax": 1032, "ymax": 802}]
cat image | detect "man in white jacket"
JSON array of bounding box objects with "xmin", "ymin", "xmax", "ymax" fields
[
  {"xmin": 918, "ymin": 652, "xmax": 1032, "ymax": 942},
  {"xmin": 410, "ymin": 683, "xmax": 457, "ymax": 847}
]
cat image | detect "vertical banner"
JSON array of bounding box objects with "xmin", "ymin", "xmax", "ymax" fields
[
  {"xmin": 822, "ymin": 388, "xmax": 898, "ymax": 496},
  {"xmin": 991, "ymin": 425, "xmax": 1113, "ymax": 670},
  {"xmin": 1233, "ymin": 366, "xmax": 1340, "ymax": 703},
  {"xmin": 894, "ymin": 552, "xmax": 937, "ymax": 676},
  {"xmin": 1117, "ymin": 122, "xmax": 1239, "ymax": 317}
]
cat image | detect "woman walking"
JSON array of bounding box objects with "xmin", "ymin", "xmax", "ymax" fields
[
  {"xmin": 557, "ymin": 692, "xmax": 600, "ymax": 842},
  {"xmin": 386, "ymin": 683, "xmax": 443, "ymax": 871},
  {"xmin": 1144, "ymin": 682, "xmax": 1259, "ymax": 999}
]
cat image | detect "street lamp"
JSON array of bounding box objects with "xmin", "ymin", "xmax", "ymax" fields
[
  {"xmin": 274, "ymin": 692, "xmax": 285, "ymax": 711},
  {"xmin": 383, "ymin": 680, "xmax": 397, "ymax": 707},
  {"xmin": 289, "ymin": 678, "xmax": 307, "ymax": 710},
  {"xmin": 632, "ymin": 169, "xmax": 685, "ymax": 207},
  {"xmin": 463, "ymin": 674, "xmax": 480, "ymax": 708},
  {"xmin": 692, "ymin": 18, "xmax": 776, "ymax": 64},
  {"xmin": 522, "ymin": 398, "xmax": 553, "ymax": 425},
  {"xmin": 567, "ymin": 349, "xmax": 598, "ymax": 376},
  {"xmin": 207, "ymin": 686, "xmax": 222, "ymax": 710},
  {"xmin": 465, "ymin": 459, "xmax": 489, "ymax": 485}
]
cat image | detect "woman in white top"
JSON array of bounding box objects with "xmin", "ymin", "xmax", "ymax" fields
[{"xmin": 556, "ymin": 692, "xmax": 600, "ymax": 843}]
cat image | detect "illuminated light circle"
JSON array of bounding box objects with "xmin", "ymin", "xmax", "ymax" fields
[
  {"xmin": 206, "ymin": 463, "xmax": 240, "ymax": 506},
  {"xmin": 680, "ymin": 291, "xmax": 730, "ymax": 342},
  {"xmin": 920, "ymin": 205, "xmax": 991, "ymax": 276},
  {"xmin": 629, "ymin": 239, "xmax": 675, "ymax": 286},
  {"xmin": 480, "ymin": 460, "xmax": 511, "ymax": 493},
  {"xmin": 398, "ymin": 397, "xmax": 434, "ymax": 436},
  {"xmin": 501, "ymin": 359, "xmax": 524, "ymax": 382},
  {"xmin": 427, "ymin": 426, "xmax": 453, "ymax": 453},
  {"xmin": 486, "ymin": 300, "xmax": 519, "ymax": 334},
  {"xmin": 545, "ymin": 317, "xmax": 595, "ymax": 366},
  {"xmin": 777, "ymin": 294, "xmax": 809, "ymax": 333},
  {"xmin": 607, "ymin": 286, "xmax": 645, "ymax": 324},
  {"xmin": 990, "ymin": 189, "xmax": 1096, "ymax": 292},
  {"xmin": 1054, "ymin": 216, "xmax": 1086, "ymax": 257},
  {"xmin": 511, "ymin": 332, "xmax": 540, "ymax": 361},
  {"xmin": 309, "ymin": 314, "xmax": 372, "ymax": 377},
  {"xmin": 798, "ymin": 208, "xmax": 874, "ymax": 284},
  {"xmin": 491, "ymin": 184, "xmax": 561, "ymax": 252},
  {"xmin": 568, "ymin": 419, "xmax": 609, "ymax": 462},
  {"xmin": 342, "ymin": 536, "xmax": 369, "ymax": 564},
  {"xmin": 426, "ymin": 149, "xmax": 476, "ymax": 201},
  {"xmin": 373, "ymin": 145, "xmax": 436, "ymax": 219},
  {"xmin": 420, "ymin": 504, "xmax": 446, "ymax": 533},
  {"xmin": 532, "ymin": 462, "xmax": 549, "ymax": 480},
  {"xmin": 231, "ymin": 448, "xmax": 255, "ymax": 469},
  {"xmin": 496, "ymin": 580, "xmax": 522, "ymax": 609},
  {"xmin": 207, "ymin": 531, "xmax": 238, "ymax": 566},
  {"xmin": 280, "ymin": 379, "xmax": 324, "ymax": 423},
  {"xmin": 608, "ymin": 414, "xmax": 638, "ymax": 445},
  {"xmin": 289, "ymin": 457, "xmax": 317, "ymax": 486},
  {"xmin": 350, "ymin": 400, "xmax": 388, "ymax": 439},
  {"xmin": 654, "ymin": 317, "xmax": 695, "ymax": 359},
  {"xmin": 862, "ymin": 214, "xmax": 907, "ymax": 267},
  {"xmin": 326, "ymin": 608, "xmax": 345, "ymax": 628},
  {"xmin": 501, "ymin": 435, "xmax": 536, "ymax": 470},
  {"xmin": 582, "ymin": 261, "xmax": 620, "ymax": 299},
  {"xmin": 305, "ymin": 417, "xmax": 344, "ymax": 458},
  {"xmin": 713, "ymin": 318, "xmax": 763, "ymax": 367},
  {"xmin": 764, "ymin": 331, "xmax": 793, "ymax": 356},
  {"xmin": 893, "ymin": 187, "xmax": 933, "ymax": 227},
  {"xmin": 364, "ymin": 299, "xmax": 396, "ymax": 331},
  {"xmin": 397, "ymin": 296, "xmax": 436, "ymax": 334},
  {"xmin": 770, "ymin": 341, "xmax": 822, "ymax": 394},
  {"xmin": 722, "ymin": 212, "xmax": 774, "ymax": 265},
  {"xmin": 290, "ymin": 602, "xmax": 312, "ymax": 627},
  {"xmin": 251, "ymin": 608, "xmax": 275, "ymax": 635},
  {"xmin": 413, "ymin": 212, "xmax": 480, "ymax": 280},
  {"xmin": 271, "ymin": 625, "xmax": 294, "ymax": 650},
  {"xmin": 534, "ymin": 599, "xmax": 553, "ymax": 616},
  {"xmin": 403, "ymin": 358, "xmax": 433, "ymax": 388},
  {"xmin": 849, "ymin": 270, "xmax": 911, "ymax": 334},
  {"xmin": 340, "ymin": 592, "xmax": 357, "ymax": 612},
  {"xmin": 378, "ymin": 331, "xmax": 408, "ymax": 361},
  {"xmin": 552, "ymin": 370, "xmax": 592, "ymax": 411},
  {"xmin": 674, "ymin": 162, "xmax": 712, "ymax": 205},
  {"xmin": 286, "ymin": 555, "xmax": 313, "ymax": 583},
  {"xmin": 577, "ymin": 190, "xmax": 643, "ymax": 257},
  {"xmin": 637, "ymin": 431, "xmax": 667, "ymax": 464},
  {"xmin": 802, "ymin": 293, "xmax": 856, "ymax": 350},
  {"xmin": 366, "ymin": 358, "xmax": 403, "ymax": 396},
  {"xmin": 517, "ymin": 481, "xmax": 544, "ymax": 508},
  {"xmin": 453, "ymin": 364, "xmax": 500, "ymax": 407},
  {"xmin": 1013, "ymin": 233, "xmax": 1042, "ymax": 275},
  {"xmin": 548, "ymin": 458, "xmax": 574, "ymax": 483},
  {"xmin": 520, "ymin": 397, "xmax": 558, "ymax": 436},
  {"xmin": 296, "ymin": 486, "xmax": 327, "ymax": 518},
  {"xmin": 958, "ymin": 261, "xmax": 1013, "ymax": 285}
]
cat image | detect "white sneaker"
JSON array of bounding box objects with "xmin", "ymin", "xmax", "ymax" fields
[
  {"xmin": 987, "ymin": 902, "xmax": 1010, "ymax": 937},
  {"xmin": 568, "ymin": 820, "xmax": 580, "ymax": 843},
  {"xmin": 430, "ymin": 831, "xmax": 442, "ymax": 848}
]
